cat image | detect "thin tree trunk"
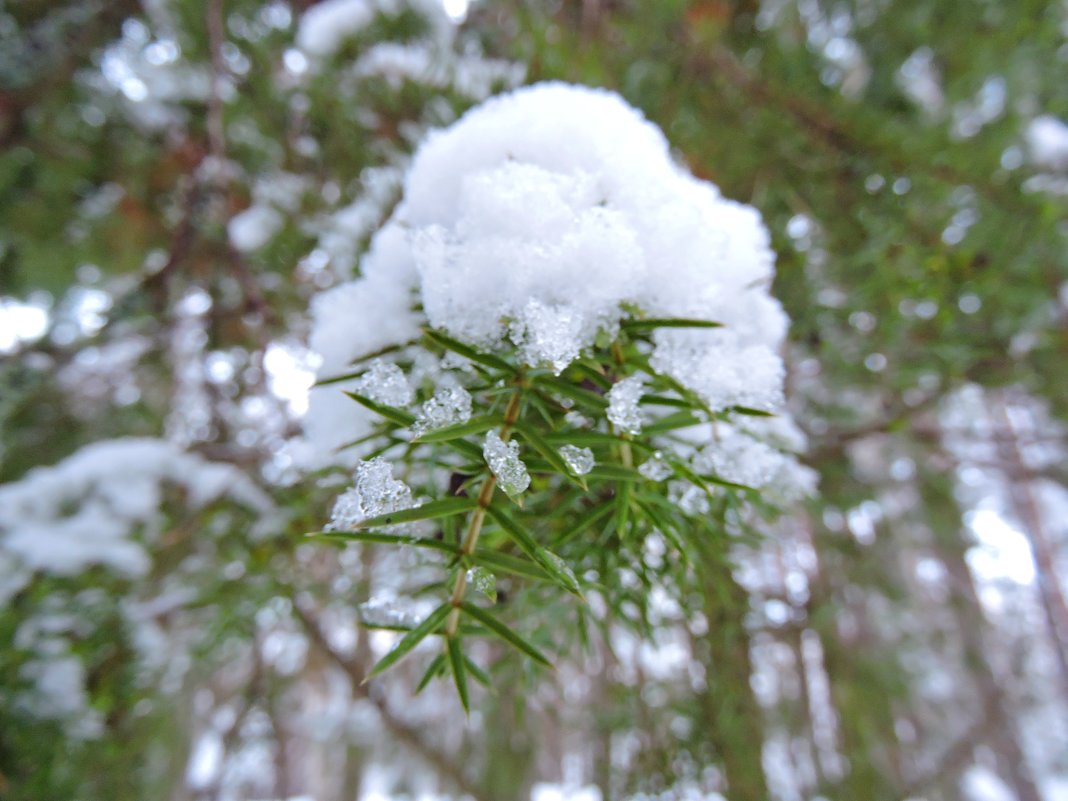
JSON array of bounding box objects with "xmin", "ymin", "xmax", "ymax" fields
[
  {"xmin": 805, "ymin": 535, "xmax": 904, "ymax": 801},
  {"xmin": 922, "ymin": 468, "xmax": 1044, "ymax": 801},
  {"xmin": 479, "ymin": 665, "xmax": 537, "ymax": 801},
  {"xmin": 694, "ymin": 539, "xmax": 770, "ymax": 801},
  {"xmin": 992, "ymin": 392, "xmax": 1068, "ymax": 704}
]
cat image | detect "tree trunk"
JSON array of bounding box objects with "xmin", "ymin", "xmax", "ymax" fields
[
  {"xmin": 922, "ymin": 468, "xmax": 1044, "ymax": 801},
  {"xmin": 695, "ymin": 539, "xmax": 770, "ymax": 801}
]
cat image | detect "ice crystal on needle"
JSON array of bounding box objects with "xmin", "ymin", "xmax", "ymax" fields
[
  {"xmin": 607, "ymin": 376, "xmax": 645, "ymax": 436},
  {"xmin": 483, "ymin": 431, "xmax": 531, "ymax": 499},
  {"xmin": 466, "ymin": 565, "xmax": 497, "ymax": 602},
  {"xmin": 354, "ymin": 360, "xmax": 412, "ymax": 407},
  {"xmin": 328, "ymin": 457, "xmax": 418, "ymax": 530},
  {"xmin": 638, "ymin": 453, "xmax": 673, "ymax": 482},
  {"xmin": 412, "ymin": 385, "xmax": 472, "ymax": 437},
  {"xmin": 669, "ymin": 481, "xmax": 710, "ymax": 516},
  {"xmin": 558, "ymin": 445, "xmax": 595, "ymax": 476},
  {"xmin": 508, "ymin": 298, "xmax": 588, "ymax": 375},
  {"xmin": 358, "ymin": 598, "xmax": 423, "ymax": 629}
]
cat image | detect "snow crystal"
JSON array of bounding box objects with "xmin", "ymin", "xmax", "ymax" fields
[
  {"xmin": 355, "ymin": 360, "xmax": 412, "ymax": 407},
  {"xmin": 400, "ymin": 83, "xmax": 786, "ymax": 394},
  {"xmin": 564, "ymin": 410, "xmax": 592, "ymax": 428},
  {"xmin": 412, "ymin": 385, "xmax": 472, "ymax": 436},
  {"xmin": 668, "ymin": 481, "xmax": 709, "ymax": 516},
  {"xmin": 93, "ymin": 25, "xmax": 211, "ymax": 131},
  {"xmin": 0, "ymin": 297, "xmax": 50, "ymax": 353},
  {"xmin": 304, "ymin": 225, "xmax": 423, "ymax": 458},
  {"xmin": 483, "ymin": 431, "xmax": 530, "ymax": 499},
  {"xmin": 354, "ymin": 43, "xmax": 519, "ymax": 98},
  {"xmin": 355, "ymin": 42, "xmax": 438, "ymax": 87},
  {"xmin": 607, "ymin": 376, "xmax": 645, "ymax": 436},
  {"xmin": 7, "ymin": 512, "xmax": 150, "ymax": 578},
  {"xmin": 508, "ymin": 299, "xmax": 591, "ymax": 375},
  {"xmin": 531, "ymin": 783, "xmax": 602, "ymax": 801},
  {"xmin": 227, "ymin": 173, "xmax": 306, "ymax": 252},
  {"xmin": 898, "ymin": 47, "xmax": 943, "ymax": 117},
  {"xmin": 24, "ymin": 656, "xmax": 89, "ymax": 717},
  {"xmin": 696, "ymin": 426, "xmax": 781, "ymax": 488},
  {"xmin": 638, "ymin": 453, "xmax": 673, "ymax": 481},
  {"xmin": 558, "ymin": 444, "xmax": 594, "ymax": 476},
  {"xmin": 358, "ymin": 597, "xmax": 424, "ymax": 629},
  {"xmin": 327, "ymin": 457, "xmax": 419, "ymax": 530},
  {"xmin": 961, "ymin": 764, "xmax": 1015, "ymax": 801},
  {"xmin": 313, "ymin": 166, "xmax": 403, "ymax": 278},
  {"xmin": 649, "ymin": 320, "xmax": 786, "ymax": 413},
  {"xmin": 308, "ymin": 223, "xmax": 421, "ymax": 382},
  {"xmin": 0, "ymin": 552, "xmax": 29, "ymax": 605},
  {"xmin": 452, "ymin": 54, "xmax": 526, "ymax": 100}
]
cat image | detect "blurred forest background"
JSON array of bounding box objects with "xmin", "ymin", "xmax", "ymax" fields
[{"xmin": 1, "ymin": 1, "xmax": 1068, "ymax": 800}]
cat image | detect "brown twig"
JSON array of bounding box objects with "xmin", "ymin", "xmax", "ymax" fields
[
  {"xmin": 206, "ymin": 0, "xmax": 228, "ymax": 162},
  {"xmin": 143, "ymin": 175, "xmax": 204, "ymax": 308}
]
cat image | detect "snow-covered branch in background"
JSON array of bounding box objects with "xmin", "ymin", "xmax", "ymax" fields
[{"xmin": 0, "ymin": 438, "xmax": 273, "ymax": 735}]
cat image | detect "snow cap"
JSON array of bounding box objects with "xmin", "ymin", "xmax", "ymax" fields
[{"xmin": 306, "ymin": 82, "xmax": 789, "ymax": 458}]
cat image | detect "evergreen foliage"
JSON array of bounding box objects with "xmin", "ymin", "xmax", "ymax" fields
[{"xmin": 1, "ymin": 2, "xmax": 1067, "ymax": 801}]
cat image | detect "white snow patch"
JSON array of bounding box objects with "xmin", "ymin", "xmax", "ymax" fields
[
  {"xmin": 1026, "ymin": 115, "xmax": 1068, "ymax": 171},
  {"xmin": 296, "ymin": 0, "xmax": 376, "ymax": 56},
  {"xmin": 0, "ymin": 438, "xmax": 271, "ymax": 587},
  {"xmin": 228, "ymin": 205, "xmax": 283, "ymax": 252}
]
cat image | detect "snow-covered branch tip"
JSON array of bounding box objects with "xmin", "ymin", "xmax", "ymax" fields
[{"xmin": 303, "ymin": 82, "xmax": 814, "ymax": 699}]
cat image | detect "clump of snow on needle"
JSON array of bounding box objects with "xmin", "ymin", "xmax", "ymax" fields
[
  {"xmin": 327, "ymin": 457, "xmax": 420, "ymax": 531},
  {"xmin": 306, "ymin": 82, "xmax": 789, "ymax": 458},
  {"xmin": 483, "ymin": 431, "xmax": 531, "ymax": 500}
]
